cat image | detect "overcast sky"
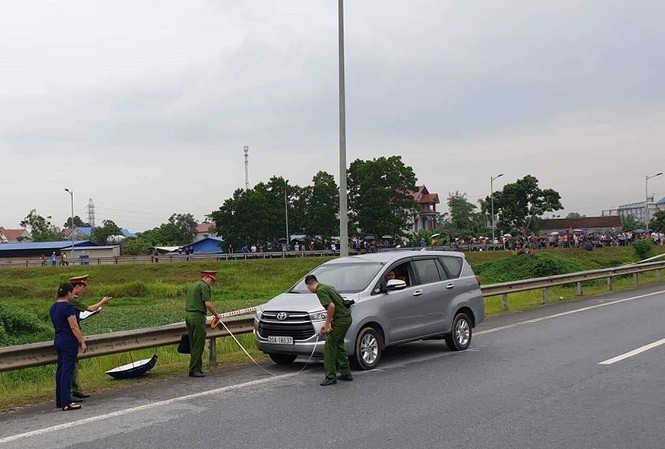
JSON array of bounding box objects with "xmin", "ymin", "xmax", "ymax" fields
[{"xmin": 1, "ymin": 0, "xmax": 664, "ymax": 232}]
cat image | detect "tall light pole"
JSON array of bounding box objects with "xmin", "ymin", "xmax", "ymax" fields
[
  {"xmin": 284, "ymin": 180, "xmax": 290, "ymax": 250},
  {"xmin": 338, "ymin": 0, "xmax": 349, "ymax": 257},
  {"xmin": 64, "ymin": 188, "xmax": 74, "ymax": 254},
  {"xmin": 490, "ymin": 173, "xmax": 503, "ymax": 248},
  {"xmin": 646, "ymin": 172, "xmax": 663, "ymax": 229}
]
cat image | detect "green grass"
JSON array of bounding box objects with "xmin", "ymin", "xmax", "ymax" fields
[{"xmin": 1, "ymin": 246, "xmax": 664, "ymax": 410}]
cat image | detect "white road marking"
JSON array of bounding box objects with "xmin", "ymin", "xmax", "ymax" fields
[
  {"xmin": 599, "ymin": 337, "xmax": 665, "ymax": 365},
  {"xmin": 0, "ymin": 372, "xmax": 300, "ymax": 445},
  {"xmin": 3, "ymin": 288, "xmax": 664, "ymax": 444},
  {"xmin": 476, "ymin": 289, "xmax": 665, "ymax": 337}
]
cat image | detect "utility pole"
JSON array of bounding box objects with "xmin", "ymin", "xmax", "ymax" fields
[
  {"xmin": 65, "ymin": 189, "xmax": 75, "ymax": 254},
  {"xmin": 338, "ymin": 0, "xmax": 349, "ymax": 257},
  {"xmin": 490, "ymin": 173, "xmax": 503, "ymax": 248}
]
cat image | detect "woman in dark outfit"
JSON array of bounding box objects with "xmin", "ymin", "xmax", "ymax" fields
[{"xmin": 50, "ymin": 282, "xmax": 88, "ymax": 411}]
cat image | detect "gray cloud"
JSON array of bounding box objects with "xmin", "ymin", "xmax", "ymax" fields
[{"xmin": 1, "ymin": 0, "xmax": 664, "ymax": 230}]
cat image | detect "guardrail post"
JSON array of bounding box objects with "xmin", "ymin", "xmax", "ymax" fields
[
  {"xmin": 576, "ymin": 282, "xmax": 583, "ymax": 296},
  {"xmin": 633, "ymin": 273, "xmax": 639, "ymax": 288},
  {"xmin": 657, "ymin": 270, "xmax": 662, "ymax": 283},
  {"xmin": 208, "ymin": 338, "xmax": 217, "ymax": 367},
  {"xmin": 542, "ymin": 288, "xmax": 549, "ymax": 304},
  {"xmin": 501, "ymin": 294, "xmax": 508, "ymax": 311},
  {"xmin": 607, "ymin": 276, "xmax": 613, "ymax": 291}
]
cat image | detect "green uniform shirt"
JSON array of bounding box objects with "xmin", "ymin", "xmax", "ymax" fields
[
  {"xmin": 315, "ymin": 283, "xmax": 351, "ymax": 320},
  {"xmin": 70, "ymin": 297, "xmax": 90, "ymax": 313},
  {"xmin": 185, "ymin": 280, "xmax": 211, "ymax": 314}
]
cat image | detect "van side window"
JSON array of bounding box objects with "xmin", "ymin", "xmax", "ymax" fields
[
  {"xmin": 412, "ymin": 259, "xmax": 441, "ymax": 285},
  {"xmin": 438, "ymin": 256, "xmax": 463, "ymax": 278}
]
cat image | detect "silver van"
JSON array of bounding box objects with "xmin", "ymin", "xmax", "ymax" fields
[{"xmin": 253, "ymin": 251, "xmax": 484, "ymax": 370}]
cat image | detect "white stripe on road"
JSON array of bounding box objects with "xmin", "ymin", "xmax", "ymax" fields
[
  {"xmin": 3, "ymin": 288, "xmax": 665, "ymax": 445},
  {"xmin": 599, "ymin": 337, "xmax": 665, "ymax": 365},
  {"xmin": 0, "ymin": 372, "xmax": 300, "ymax": 445},
  {"xmin": 476, "ymin": 289, "xmax": 665, "ymax": 337}
]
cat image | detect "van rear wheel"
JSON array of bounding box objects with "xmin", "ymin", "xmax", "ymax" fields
[
  {"xmin": 269, "ymin": 353, "xmax": 297, "ymax": 365},
  {"xmin": 445, "ymin": 312, "xmax": 472, "ymax": 351},
  {"xmin": 351, "ymin": 327, "xmax": 382, "ymax": 370}
]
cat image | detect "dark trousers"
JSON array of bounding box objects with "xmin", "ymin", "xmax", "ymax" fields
[
  {"xmin": 185, "ymin": 313, "xmax": 207, "ymax": 374},
  {"xmin": 55, "ymin": 339, "xmax": 78, "ymax": 408},
  {"xmin": 324, "ymin": 316, "xmax": 352, "ymax": 379}
]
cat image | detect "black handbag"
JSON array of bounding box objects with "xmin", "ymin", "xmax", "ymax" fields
[{"xmin": 177, "ymin": 334, "xmax": 191, "ymax": 354}]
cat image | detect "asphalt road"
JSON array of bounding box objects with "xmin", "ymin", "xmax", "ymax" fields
[{"xmin": 2, "ymin": 284, "xmax": 665, "ymax": 449}]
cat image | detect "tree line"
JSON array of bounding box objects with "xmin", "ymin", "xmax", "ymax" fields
[{"xmin": 16, "ymin": 156, "xmax": 665, "ymax": 254}]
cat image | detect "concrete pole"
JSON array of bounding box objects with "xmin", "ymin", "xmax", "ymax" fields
[{"xmin": 338, "ymin": 0, "xmax": 349, "ymax": 257}]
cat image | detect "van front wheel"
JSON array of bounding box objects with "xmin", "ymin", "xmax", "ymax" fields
[
  {"xmin": 351, "ymin": 327, "xmax": 382, "ymax": 370},
  {"xmin": 445, "ymin": 312, "xmax": 472, "ymax": 351}
]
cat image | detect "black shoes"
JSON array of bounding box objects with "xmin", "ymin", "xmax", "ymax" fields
[
  {"xmin": 320, "ymin": 377, "xmax": 337, "ymax": 386},
  {"xmin": 72, "ymin": 392, "xmax": 90, "ymax": 399},
  {"xmin": 189, "ymin": 371, "xmax": 205, "ymax": 378},
  {"xmin": 339, "ymin": 374, "xmax": 353, "ymax": 381}
]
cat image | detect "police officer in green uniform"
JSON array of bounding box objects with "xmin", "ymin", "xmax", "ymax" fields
[
  {"xmin": 68, "ymin": 275, "xmax": 112, "ymax": 399},
  {"xmin": 185, "ymin": 270, "xmax": 222, "ymax": 377},
  {"xmin": 305, "ymin": 274, "xmax": 353, "ymax": 386}
]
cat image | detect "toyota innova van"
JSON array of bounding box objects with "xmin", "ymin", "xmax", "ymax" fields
[{"xmin": 254, "ymin": 251, "xmax": 484, "ymax": 370}]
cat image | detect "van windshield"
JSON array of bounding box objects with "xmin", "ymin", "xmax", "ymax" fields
[{"xmin": 290, "ymin": 262, "xmax": 384, "ymax": 293}]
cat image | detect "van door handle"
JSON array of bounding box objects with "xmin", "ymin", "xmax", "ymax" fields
[
  {"xmin": 445, "ymin": 283, "xmax": 455, "ymax": 289},
  {"xmin": 413, "ymin": 289, "xmax": 423, "ymax": 296}
]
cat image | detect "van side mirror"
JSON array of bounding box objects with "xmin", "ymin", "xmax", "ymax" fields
[{"xmin": 386, "ymin": 279, "xmax": 407, "ymax": 291}]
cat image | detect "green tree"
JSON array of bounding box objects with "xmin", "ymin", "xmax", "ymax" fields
[
  {"xmin": 302, "ymin": 171, "xmax": 339, "ymax": 241},
  {"xmin": 621, "ymin": 214, "xmax": 642, "ymax": 232},
  {"xmin": 167, "ymin": 213, "xmax": 198, "ymax": 245},
  {"xmin": 63, "ymin": 216, "xmax": 90, "ymax": 228},
  {"xmin": 649, "ymin": 210, "xmax": 665, "ymax": 232},
  {"xmin": 347, "ymin": 156, "xmax": 418, "ymax": 240},
  {"xmin": 491, "ymin": 175, "xmax": 563, "ymax": 237},
  {"xmin": 443, "ymin": 191, "xmax": 488, "ymax": 239},
  {"xmin": 120, "ymin": 236, "xmax": 152, "ymax": 255},
  {"xmin": 90, "ymin": 220, "xmax": 123, "ymax": 245},
  {"xmin": 20, "ymin": 210, "xmax": 64, "ymax": 241},
  {"xmin": 566, "ymin": 212, "xmax": 584, "ymax": 219}
]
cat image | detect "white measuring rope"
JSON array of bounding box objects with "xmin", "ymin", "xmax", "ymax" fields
[{"xmin": 215, "ymin": 317, "xmax": 323, "ymax": 377}]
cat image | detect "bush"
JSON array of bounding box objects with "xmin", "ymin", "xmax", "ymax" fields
[
  {"xmin": 474, "ymin": 253, "xmax": 583, "ymax": 284},
  {"xmin": 0, "ymin": 303, "xmax": 52, "ymax": 346},
  {"xmin": 632, "ymin": 239, "xmax": 654, "ymax": 260}
]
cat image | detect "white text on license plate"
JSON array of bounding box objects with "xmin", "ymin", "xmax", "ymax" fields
[{"xmin": 268, "ymin": 336, "xmax": 294, "ymax": 344}]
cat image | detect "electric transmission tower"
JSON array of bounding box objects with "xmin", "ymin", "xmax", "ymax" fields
[{"xmin": 87, "ymin": 198, "xmax": 96, "ymax": 227}]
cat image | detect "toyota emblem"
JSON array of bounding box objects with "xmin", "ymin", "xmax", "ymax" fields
[{"xmin": 276, "ymin": 312, "xmax": 288, "ymax": 321}]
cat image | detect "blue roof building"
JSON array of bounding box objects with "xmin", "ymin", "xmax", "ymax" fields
[
  {"xmin": 182, "ymin": 237, "xmax": 224, "ymax": 254},
  {"xmin": 0, "ymin": 241, "xmax": 98, "ymax": 258}
]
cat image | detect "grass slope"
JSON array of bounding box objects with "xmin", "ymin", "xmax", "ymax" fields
[{"xmin": 1, "ymin": 246, "xmax": 664, "ymax": 410}]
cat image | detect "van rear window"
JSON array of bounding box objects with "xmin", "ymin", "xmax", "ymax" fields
[{"xmin": 438, "ymin": 256, "xmax": 463, "ymax": 278}]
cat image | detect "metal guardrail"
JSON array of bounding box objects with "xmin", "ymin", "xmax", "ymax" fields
[{"xmin": 0, "ymin": 261, "xmax": 664, "ymax": 372}]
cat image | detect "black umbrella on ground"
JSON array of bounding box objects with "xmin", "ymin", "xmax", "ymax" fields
[{"xmin": 106, "ymin": 354, "xmax": 158, "ymax": 380}]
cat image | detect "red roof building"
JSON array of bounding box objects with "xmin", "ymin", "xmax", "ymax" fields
[
  {"xmin": 410, "ymin": 186, "xmax": 440, "ymax": 233},
  {"xmin": 0, "ymin": 227, "xmax": 32, "ymax": 243}
]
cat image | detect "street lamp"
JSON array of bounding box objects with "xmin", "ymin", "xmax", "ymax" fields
[
  {"xmin": 284, "ymin": 180, "xmax": 290, "ymax": 250},
  {"xmin": 338, "ymin": 0, "xmax": 349, "ymax": 257},
  {"xmin": 490, "ymin": 173, "xmax": 503, "ymax": 248},
  {"xmin": 64, "ymin": 188, "xmax": 74, "ymax": 255},
  {"xmin": 646, "ymin": 172, "xmax": 663, "ymax": 228}
]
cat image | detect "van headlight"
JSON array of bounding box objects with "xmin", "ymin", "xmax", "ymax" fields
[
  {"xmin": 255, "ymin": 304, "xmax": 265, "ymax": 320},
  {"xmin": 310, "ymin": 311, "xmax": 327, "ymax": 321}
]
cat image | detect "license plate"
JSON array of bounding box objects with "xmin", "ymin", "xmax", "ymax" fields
[{"xmin": 268, "ymin": 336, "xmax": 293, "ymax": 344}]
